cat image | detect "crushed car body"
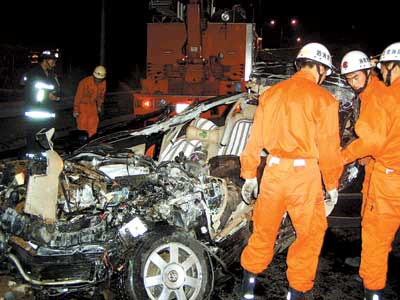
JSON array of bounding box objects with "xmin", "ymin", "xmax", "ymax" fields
[{"xmin": 0, "ymin": 143, "xmax": 253, "ymax": 299}]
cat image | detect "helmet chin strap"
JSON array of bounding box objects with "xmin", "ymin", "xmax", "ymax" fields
[
  {"xmin": 384, "ymin": 64, "xmax": 395, "ymax": 86},
  {"xmin": 316, "ymin": 65, "xmax": 324, "ymax": 85},
  {"xmin": 354, "ymin": 70, "xmax": 371, "ymax": 94}
]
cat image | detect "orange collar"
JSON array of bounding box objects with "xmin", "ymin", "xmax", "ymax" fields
[{"xmin": 293, "ymin": 70, "xmax": 316, "ymax": 83}]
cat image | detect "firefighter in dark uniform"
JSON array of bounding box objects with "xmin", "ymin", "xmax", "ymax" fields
[{"xmin": 23, "ymin": 50, "xmax": 60, "ymax": 155}]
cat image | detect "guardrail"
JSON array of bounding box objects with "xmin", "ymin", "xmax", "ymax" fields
[
  {"xmin": 0, "ymin": 90, "xmax": 140, "ymax": 154},
  {"xmin": 0, "ymin": 90, "xmax": 140, "ymax": 119}
]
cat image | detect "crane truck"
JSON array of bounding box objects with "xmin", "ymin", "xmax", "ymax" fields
[{"xmin": 133, "ymin": 0, "xmax": 258, "ymax": 119}]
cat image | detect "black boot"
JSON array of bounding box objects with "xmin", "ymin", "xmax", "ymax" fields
[
  {"xmin": 240, "ymin": 270, "xmax": 256, "ymax": 299},
  {"xmin": 364, "ymin": 288, "xmax": 383, "ymax": 300},
  {"xmin": 287, "ymin": 287, "xmax": 306, "ymax": 300}
]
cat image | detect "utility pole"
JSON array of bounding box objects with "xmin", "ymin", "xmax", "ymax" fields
[{"xmin": 100, "ymin": 0, "xmax": 106, "ymax": 65}]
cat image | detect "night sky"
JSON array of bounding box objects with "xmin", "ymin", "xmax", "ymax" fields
[
  {"xmin": 0, "ymin": 1, "xmax": 148, "ymax": 80},
  {"xmin": 0, "ymin": 1, "xmax": 397, "ymax": 87}
]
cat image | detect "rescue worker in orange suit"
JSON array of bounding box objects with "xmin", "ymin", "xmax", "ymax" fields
[
  {"xmin": 73, "ymin": 65, "xmax": 106, "ymax": 138},
  {"xmin": 239, "ymin": 43, "xmax": 343, "ymax": 300},
  {"xmin": 341, "ymin": 42, "xmax": 400, "ymax": 300},
  {"xmin": 340, "ymin": 51, "xmax": 387, "ymax": 217},
  {"xmin": 23, "ymin": 50, "xmax": 60, "ymax": 154},
  {"xmin": 339, "ymin": 51, "xmax": 387, "ymax": 271}
]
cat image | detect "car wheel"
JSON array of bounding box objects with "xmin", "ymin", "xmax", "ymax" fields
[{"xmin": 123, "ymin": 231, "xmax": 212, "ymax": 300}]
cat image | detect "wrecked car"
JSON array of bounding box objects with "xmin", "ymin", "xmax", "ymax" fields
[{"xmin": 0, "ymin": 59, "xmax": 360, "ymax": 299}]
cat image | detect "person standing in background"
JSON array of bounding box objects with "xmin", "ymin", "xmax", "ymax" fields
[
  {"xmin": 23, "ymin": 50, "xmax": 60, "ymax": 154},
  {"xmin": 73, "ymin": 65, "xmax": 106, "ymax": 138}
]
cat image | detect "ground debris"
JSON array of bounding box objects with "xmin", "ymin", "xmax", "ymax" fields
[
  {"xmin": 0, "ymin": 276, "xmax": 32, "ymax": 300},
  {"xmin": 212, "ymin": 228, "xmax": 399, "ymax": 300}
]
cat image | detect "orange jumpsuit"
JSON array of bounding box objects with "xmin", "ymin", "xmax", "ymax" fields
[
  {"xmin": 342, "ymin": 76, "xmax": 400, "ymax": 291},
  {"xmin": 360, "ymin": 157, "xmax": 374, "ymax": 216},
  {"xmin": 342, "ymin": 77, "xmax": 387, "ymax": 216},
  {"xmin": 74, "ymin": 76, "xmax": 106, "ymax": 137},
  {"xmin": 240, "ymin": 70, "xmax": 343, "ymax": 292}
]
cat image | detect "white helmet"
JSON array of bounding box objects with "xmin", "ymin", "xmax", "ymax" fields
[
  {"xmin": 340, "ymin": 51, "xmax": 372, "ymax": 75},
  {"xmin": 93, "ymin": 65, "xmax": 106, "ymax": 79},
  {"xmin": 296, "ymin": 42, "xmax": 333, "ymax": 75},
  {"xmin": 379, "ymin": 42, "xmax": 400, "ymax": 63}
]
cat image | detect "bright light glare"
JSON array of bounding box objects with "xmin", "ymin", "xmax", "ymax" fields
[
  {"xmin": 176, "ymin": 103, "xmax": 190, "ymax": 113},
  {"xmin": 36, "ymin": 90, "xmax": 45, "ymax": 102},
  {"xmin": 142, "ymin": 99, "xmax": 152, "ymax": 108},
  {"xmin": 34, "ymin": 82, "xmax": 54, "ymax": 90},
  {"xmin": 25, "ymin": 111, "xmax": 56, "ymax": 119}
]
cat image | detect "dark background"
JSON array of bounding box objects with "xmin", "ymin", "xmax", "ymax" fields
[{"xmin": 0, "ymin": 1, "xmax": 397, "ymax": 91}]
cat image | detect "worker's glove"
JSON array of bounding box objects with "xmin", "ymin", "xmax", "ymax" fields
[
  {"xmin": 241, "ymin": 178, "xmax": 258, "ymax": 205},
  {"xmin": 347, "ymin": 166, "xmax": 359, "ymax": 181},
  {"xmin": 325, "ymin": 188, "xmax": 338, "ymax": 216},
  {"xmin": 73, "ymin": 112, "xmax": 79, "ymax": 118}
]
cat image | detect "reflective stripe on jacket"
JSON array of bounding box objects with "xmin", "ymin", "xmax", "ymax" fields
[{"xmin": 24, "ymin": 64, "xmax": 59, "ymax": 115}]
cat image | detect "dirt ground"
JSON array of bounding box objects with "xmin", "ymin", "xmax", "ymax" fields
[{"xmin": 0, "ymin": 228, "xmax": 399, "ymax": 300}]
